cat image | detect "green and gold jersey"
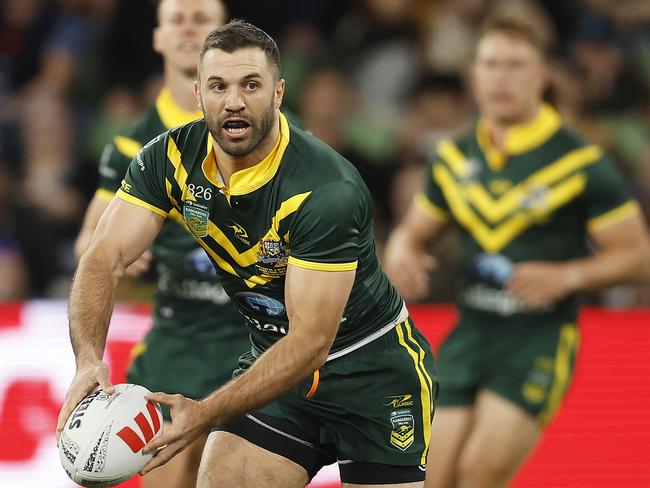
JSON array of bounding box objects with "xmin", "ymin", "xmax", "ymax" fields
[
  {"xmin": 97, "ymin": 88, "xmax": 243, "ymax": 338},
  {"xmin": 418, "ymin": 104, "xmax": 639, "ymax": 323},
  {"xmin": 117, "ymin": 113, "xmax": 404, "ymax": 356}
]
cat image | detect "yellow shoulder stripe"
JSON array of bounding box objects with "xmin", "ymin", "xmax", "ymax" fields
[
  {"xmin": 95, "ymin": 189, "xmax": 115, "ymax": 202},
  {"xmin": 116, "ymin": 189, "xmax": 169, "ymax": 218},
  {"xmin": 288, "ymin": 256, "xmax": 358, "ymax": 272},
  {"xmin": 587, "ymin": 200, "xmax": 640, "ymax": 233},
  {"xmin": 436, "ymin": 140, "xmax": 471, "ymax": 177},
  {"xmin": 114, "ymin": 136, "xmax": 142, "ymax": 159}
]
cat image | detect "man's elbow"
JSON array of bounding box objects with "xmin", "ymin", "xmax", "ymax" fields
[{"xmin": 78, "ymin": 242, "xmax": 125, "ymax": 282}]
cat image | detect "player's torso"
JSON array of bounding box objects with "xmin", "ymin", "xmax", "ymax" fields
[
  {"xmin": 166, "ymin": 118, "xmax": 403, "ymax": 353},
  {"xmin": 437, "ymin": 127, "xmax": 598, "ymax": 321}
]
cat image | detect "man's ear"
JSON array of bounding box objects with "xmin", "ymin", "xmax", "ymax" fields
[{"xmin": 275, "ymin": 79, "xmax": 286, "ymax": 109}]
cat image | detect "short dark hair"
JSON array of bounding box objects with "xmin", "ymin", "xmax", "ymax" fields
[
  {"xmin": 199, "ymin": 20, "xmax": 281, "ymax": 77},
  {"xmin": 478, "ymin": 16, "xmax": 548, "ymax": 58}
]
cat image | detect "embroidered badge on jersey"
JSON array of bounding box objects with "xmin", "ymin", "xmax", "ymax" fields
[{"xmin": 183, "ymin": 201, "xmax": 209, "ymax": 238}]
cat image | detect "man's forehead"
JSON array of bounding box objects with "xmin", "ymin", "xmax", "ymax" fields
[
  {"xmin": 201, "ymin": 47, "xmax": 271, "ymax": 78},
  {"xmin": 476, "ymin": 34, "xmax": 541, "ymax": 60}
]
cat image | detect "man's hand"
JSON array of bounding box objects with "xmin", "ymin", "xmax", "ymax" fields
[
  {"xmin": 507, "ymin": 262, "xmax": 580, "ymax": 309},
  {"xmin": 384, "ymin": 243, "xmax": 436, "ymax": 302},
  {"xmin": 56, "ymin": 359, "xmax": 114, "ymax": 442},
  {"xmin": 124, "ymin": 250, "xmax": 153, "ymax": 278},
  {"xmin": 140, "ymin": 393, "xmax": 209, "ymax": 476}
]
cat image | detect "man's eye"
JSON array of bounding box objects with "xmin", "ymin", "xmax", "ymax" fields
[
  {"xmin": 246, "ymin": 82, "xmax": 257, "ymax": 90},
  {"xmin": 211, "ymin": 83, "xmax": 225, "ymax": 91}
]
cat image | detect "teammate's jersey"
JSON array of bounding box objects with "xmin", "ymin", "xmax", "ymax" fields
[
  {"xmin": 418, "ymin": 104, "xmax": 638, "ymax": 323},
  {"xmin": 97, "ymin": 88, "xmax": 243, "ymax": 338},
  {"xmin": 117, "ymin": 113, "xmax": 404, "ymax": 356}
]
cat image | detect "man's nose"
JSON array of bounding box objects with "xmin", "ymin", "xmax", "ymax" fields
[{"xmin": 224, "ymin": 88, "xmax": 245, "ymax": 112}]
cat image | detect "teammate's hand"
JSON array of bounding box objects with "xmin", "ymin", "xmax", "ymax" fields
[
  {"xmin": 507, "ymin": 261, "xmax": 581, "ymax": 309},
  {"xmin": 384, "ymin": 234, "xmax": 437, "ymax": 302},
  {"xmin": 56, "ymin": 359, "xmax": 113, "ymax": 442},
  {"xmin": 125, "ymin": 250, "xmax": 153, "ymax": 277},
  {"xmin": 140, "ymin": 393, "xmax": 210, "ymax": 476}
]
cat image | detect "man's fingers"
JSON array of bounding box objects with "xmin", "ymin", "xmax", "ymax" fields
[
  {"xmin": 146, "ymin": 391, "xmax": 174, "ymax": 406},
  {"xmin": 140, "ymin": 439, "xmax": 184, "ymax": 475}
]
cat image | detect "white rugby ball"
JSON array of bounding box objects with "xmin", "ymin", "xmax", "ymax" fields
[{"xmin": 59, "ymin": 383, "xmax": 163, "ymax": 487}]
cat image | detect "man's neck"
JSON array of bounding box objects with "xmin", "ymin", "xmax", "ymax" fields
[
  {"xmin": 482, "ymin": 104, "xmax": 541, "ymax": 151},
  {"xmin": 164, "ymin": 66, "xmax": 199, "ymax": 113},
  {"xmin": 214, "ymin": 114, "xmax": 281, "ymax": 187}
]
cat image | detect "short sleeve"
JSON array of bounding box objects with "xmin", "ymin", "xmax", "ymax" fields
[
  {"xmin": 415, "ymin": 157, "xmax": 450, "ymax": 222},
  {"xmin": 116, "ymin": 134, "xmax": 171, "ymax": 217},
  {"xmin": 582, "ymin": 154, "xmax": 640, "ymax": 233},
  {"xmin": 96, "ymin": 135, "xmax": 143, "ymax": 199},
  {"xmin": 287, "ymin": 181, "xmax": 363, "ymax": 271}
]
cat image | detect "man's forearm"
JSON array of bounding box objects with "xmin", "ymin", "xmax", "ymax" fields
[
  {"xmin": 68, "ymin": 249, "xmax": 123, "ymax": 365},
  {"xmin": 569, "ymin": 243, "xmax": 650, "ymax": 292},
  {"xmin": 200, "ymin": 327, "xmax": 331, "ymax": 427}
]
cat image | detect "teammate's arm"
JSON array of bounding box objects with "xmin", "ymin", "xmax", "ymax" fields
[
  {"xmin": 56, "ymin": 198, "xmax": 165, "ymax": 439},
  {"xmin": 75, "ymin": 193, "xmax": 154, "ymax": 275},
  {"xmin": 140, "ymin": 264, "xmax": 355, "ymax": 474},
  {"xmin": 384, "ymin": 200, "xmax": 448, "ymax": 301},
  {"xmin": 508, "ymin": 210, "xmax": 650, "ymax": 308}
]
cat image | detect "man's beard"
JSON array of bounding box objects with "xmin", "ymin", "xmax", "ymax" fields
[{"xmin": 207, "ymin": 98, "xmax": 276, "ymax": 157}]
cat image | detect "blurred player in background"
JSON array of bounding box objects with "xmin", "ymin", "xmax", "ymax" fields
[
  {"xmin": 385, "ymin": 17, "xmax": 650, "ymax": 488},
  {"xmin": 73, "ymin": 1, "xmax": 249, "ymax": 487}
]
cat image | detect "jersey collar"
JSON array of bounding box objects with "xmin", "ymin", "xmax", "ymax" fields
[
  {"xmin": 202, "ymin": 112, "xmax": 290, "ymax": 201},
  {"xmin": 476, "ymin": 103, "xmax": 562, "ymax": 171},
  {"xmin": 155, "ymin": 87, "xmax": 203, "ymax": 129}
]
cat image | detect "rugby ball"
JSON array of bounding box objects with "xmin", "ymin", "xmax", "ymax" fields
[{"xmin": 59, "ymin": 383, "xmax": 163, "ymax": 487}]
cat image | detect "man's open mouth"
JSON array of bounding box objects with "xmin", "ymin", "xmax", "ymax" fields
[{"xmin": 222, "ymin": 119, "xmax": 251, "ymax": 135}]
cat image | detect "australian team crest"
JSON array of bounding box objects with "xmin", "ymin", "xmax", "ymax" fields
[
  {"xmin": 389, "ymin": 411, "xmax": 415, "ymax": 451},
  {"xmin": 183, "ymin": 202, "xmax": 209, "ymax": 238},
  {"xmin": 255, "ymin": 238, "xmax": 289, "ymax": 278}
]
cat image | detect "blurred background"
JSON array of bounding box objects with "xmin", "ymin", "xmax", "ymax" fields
[{"xmin": 2, "ymin": 0, "xmax": 650, "ymax": 305}]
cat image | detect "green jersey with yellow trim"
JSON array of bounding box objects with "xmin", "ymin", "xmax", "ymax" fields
[
  {"xmin": 118, "ymin": 113, "xmax": 404, "ymax": 355},
  {"xmin": 418, "ymin": 104, "xmax": 638, "ymax": 323},
  {"xmin": 97, "ymin": 88, "xmax": 243, "ymax": 337}
]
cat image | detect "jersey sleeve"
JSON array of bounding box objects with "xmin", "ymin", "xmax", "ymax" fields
[
  {"xmin": 582, "ymin": 154, "xmax": 640, "ymax": 233},
  {"xmin": 96, "ymin": 135, "xmax": 144, "ymax": 201},
  {"xmin": 415, "ymin": 155, "xmax": 451, "ymax": 222},
  {"xmin": 286, "ymin": 180, "xmax": 364, "ymax": 271},
  {"xmin": 116, "ymin": 134, "xmax": 171, "ymax": 217}
]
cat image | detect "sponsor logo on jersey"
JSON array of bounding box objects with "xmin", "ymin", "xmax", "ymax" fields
[
  {"xmin": 384, "ymin": 394, "xmax": 415, "ymax": 409},
  {"xmin": 389, "ymin": 411, "xmax": 415, "ymax": 451},
  {"xmin": 183, "ymin": 202, "xmax": 209, "ymax": 238},
  {"xmin": 234, "ymin": 292, "xmax": 286, "ymax": 317},
  {"xmin": 228, "ymin": 221, "xmax": 250, "ymax": 245}
]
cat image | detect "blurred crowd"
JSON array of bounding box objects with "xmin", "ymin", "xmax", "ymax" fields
[{"xmin": 1, "ymin": 0, "xmax": 649, "ymax": 304}]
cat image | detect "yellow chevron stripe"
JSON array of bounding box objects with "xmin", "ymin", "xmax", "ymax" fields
[
  {"xmin": 167, "ymin": 136, "xmax": 195, "ymax": 202},
  {"xmin": 463, "ymin": 145, "xmax": 602, "ymax": 223},
  {"xmin": 537, "ymin": 324, "xmax": 579, "ymax": 426},
  {"xmin": 437, "ymin": 140, "xmax": 471, "ymax": 177},
  {"xmin": 435, "ymin": 165, "xmax": 587, "ymax": 252},
  {"xmin": 395, "ymin": 322, "xmax": 432, "ymax": 464},
  {"xmin": 114, "ymin": 135, "xmax": 142, "ymax": 159}
]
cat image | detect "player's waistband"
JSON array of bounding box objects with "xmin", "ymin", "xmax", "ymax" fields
[{"xmin": 250, "ymin": 301, "xmax": 409, "ymax": 363}]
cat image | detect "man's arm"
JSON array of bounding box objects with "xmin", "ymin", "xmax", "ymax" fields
[
  {"xmin": 74, "ymin": 193, "xmax": 153, "ymax": 275},
  {"xmin": 384, "ymin": 200, "xmax": 448, "ymax": 301},
  {"xmin": 140, "ymin": 264, "xmax": 355, "ymax": 474},
  {"xmin": 508, "ymin": 210, "xmax": 650, "ymax": 308},
  {"xmin": 56, "ymin": 198, "xmax": 165, "ymax": 438}
]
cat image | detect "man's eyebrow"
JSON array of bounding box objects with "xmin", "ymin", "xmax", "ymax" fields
[{"xmin": 206, "ymin": 73, "xmax": 264, "ymax": 83}]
